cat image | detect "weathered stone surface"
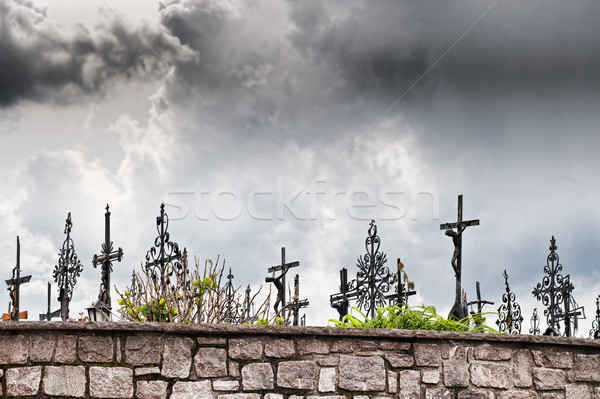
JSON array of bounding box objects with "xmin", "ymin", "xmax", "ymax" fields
[
  {"xmin": 470, "ymin": 362, "xmax": 511, "ymax": 389},
  {"xmin": 308, "ymin": 396, "xmax": 345, "ymax": 399},
  {"xmin": 0, "ymin": 335, "xmax": 28, "ymax": 364},
  {"xmin": 538, "ymin": 393, "xmax": 563, "ymax": 399},
  {"xmin": 443, "ymin": 347, "xmax": 469, "ymax": 387},
  {"xmin": 198, "ymin": 337, "xmax": 227, "ymax": 346},
  {"xmin": 513, "ymin": 349, "xmax": 533, "ymax": 388},
  {"xmin": 533, "ymin": 350, "xmax": 574, "ymax": 368},
  {"xmin": 115, "ymin": 337, "xmax": 122, "ymax": 363},
  {"xmin": 566, "ymin": 384, "xmax": 591, "ymax": 399},
  {"xmin": 331, "ymin": 340, "xmax": 356, "ymax": 353},
  {"xmin": 43, "ymin": 366, "xmax": 86, "ymax": 397},
  {"xmin": 89, "ymin": 366, "xmax": 133, "ymax": 398},
  {"xmin": 242, "ymin": 363, "xmax": 274, "ymax": 390},
  {"xmin": 298, "ymin": 338, "xmax": 330, "ymax": 355},
  {"xmin": 385, "ymin": 353, "xmax": 414, "ymax": 368},
  {"xmin": 573, "ymin": 354, "xmax": 600, "ymax": 382},
  {"xmin": 125, "ymin": 335, "xmax": 162, "ymax": 365},
  {"xmin": 195, "ymin": 347, "xmax": 228, "ymax": 377},
  {"xmin": 387, "ymin": 370, "xmax": 398, "ymax": 393},
  {"xmin": 533, "ymin": 367, "xmax": 567, "ymax": 390},
  {"xmin": 456, "ymin": 391, "xmax": 487, "ymax": 399},
  {"xmin": 29, "ymin": 334, "xmax": 55, "ymax": 362},
  {"xmin": 213, "ymin": 380, "xmax": 240, "ymax": 391},
  {"xmin": 473, "ymin": 346, "xmax": 511, "ymax": 361},
  {"xmin": 399, "ymin": 370, "xmax": 421, "ymax": 399},
  {"xmin": 79, "ymin": 335, "xmax": 113, "ymax": 362},
  {"xmin": 594, "ymin": 387, "xmax": 600, "ymax": 399},
  {"xmin": 315, "ymin": 355, "xmax": 339, "ymax": 366},
  {"xmin": 425, "ymin": 387, "xmax": 454, "ymax": 399},
  {"xmin": 229, "ymin": 339, "xmax": 262, "ymax": 359},
  {"xmin": 496, "ymin": 391, "xmax": 537, "ymax": 399},
  {"xmin": 54, "ymin": 335, "xmax": 78, "ymax": 364},
  {"xmin": 218, "ymin": 395, "xmax": 260, "ymax": 399},
  {"xmin": 339, "ymin": 355, "xmax": 385, "ymax": 391},
  {"xmin": 264, "ymin": 394, "xmax": 283, "ymax": 399},
  {"xmin": 171, "ymin": 380, "xmax": 213, "ymax": 399},
  {"xmin": 319, "ymin": 367, "xmax": 337, "ymax": 392},
  {"xmin": 265, "ymin": 339, "xmax": 295, "ymax": 358},
  {"xmin": 414, "ymin": 343, "xmax": 440, "ymax": 366},
  {"xmin": 358, "ymin": 341, "xmax": 377, "ymax": 351},
  {"xmin": 6, "ymin": 366, "xmax": 41, "ymax": 396},
  {"xmin": 229, "ymin": 360, "xmax": 240, "ymax": 377},
  {"xmin": 422, "ymin": 369, "xmax": 440, "ymax": 384},
  {"xmin": 162, "ymin": 336, "xmax": 193, "ymax": 378},
  {"xmin": 379, "ymin": 341, "xmax": 411, "ymax": 351},
  {"xmin": 135, "ymin": 366, "xmax": 161, "ymax": 376},
  {"xmin": 278, "ymin": 360, "xmax": 317, "ymax": 390},
  {"xmin": 136, "ymin": 381, "xmax": 168, "ymax": 399}
]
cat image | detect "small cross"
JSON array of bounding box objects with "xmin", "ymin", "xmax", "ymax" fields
[
  {"xmin": 92, "ymin": 204, "xmax": 123, "ymax": 312},
  {"xmin": 385, "ymin": 258, "xmax": 417, "ymax": 307},
  {"xmin": 287, "ymin": 274, "xmax": 309, "ymax": 326},
  {"xmin": 145, "ymin": 203, "xmax": 183, "ymax": 286},
  {"xmin": 4, "ymin": 236, "xmax": 31, "ymax": 321},
  {"xmin": 265, "ymin": 247, "xmax": 300, "ymax": 317},
  {"xmin": 330, "ymin": 268, "xmax": 360, "ymax": 320},
  {"xmin": 440, "ymin": 195, "xmax": 480, "ymax": 320},
  {"xmin": 467, "ymin": 281, "xmax": 493, "ymax": 327}
]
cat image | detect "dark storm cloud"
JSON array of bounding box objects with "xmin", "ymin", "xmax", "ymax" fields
[{"xmin": 0, "ymin": 0, "xmax": 193, "ymax": 107}]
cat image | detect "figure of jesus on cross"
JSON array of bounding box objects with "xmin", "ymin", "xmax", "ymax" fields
[{"xmin": 440, "ymin": 195, "xmax": 480, "ymax": 321}]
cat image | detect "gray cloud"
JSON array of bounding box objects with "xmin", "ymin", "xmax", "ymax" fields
[{"xmin": 0, "ymin": 0, "xmax": 193, "ymax": 107}]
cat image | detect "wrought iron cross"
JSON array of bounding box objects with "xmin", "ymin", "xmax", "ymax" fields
[
  {"xmin": 554, "ymin": 275, "xmax": 585, "ymax": 338},
  {"xmin": 4, "ymin": 236, "xmax": 31, "ymax": 321},
  {"xmin": 440, "ymin": 195, "xmax": 480, "ymax": 320},
  {"xmin": 222, "ymin": 268, "xmax": 241, "ymax": 323},
  {"xmin": 266, "ymin": 247, "xmax": 300, "ymax": 318},
  {"xmin": 145, "ymin": 203, "xmax": 185, "ymax": 287},
  {"xmin": 385, "ymin": 258, "xmax": 417, "ymax": 307},
  {"xmin": 529, "ymin": 308, "xmax": 540, "ymax": 335},
  {"xmin": 39, "ymin": 282, "xmax": 61, "ymax": 321},
  {"xmin": 590, "ymin": 296, "xmax": 600, "ymax": 339},
  {"xmin": 467, "ymin": 281, "xmax": 493, "ymax": 327},
  {"xmin": 287, "ymin": 274, "xmax": 309, "ymax": 326},
  {"xmin": 92, "ymin": 204, "xmax": 123, "ymax": 314},
  {"xmin": 242, "ymin": 284, "xmax": 252, "ymax": 323},
  {"xmin": 330, "ymin": 268, "xmax": 359, "ymax": 321},
  {"xmin": 496, "ymin": 270, "xmax": 523, "ymax": 334},
  {"xmin": 53, "ymin": 212, "xmax": 83, "ymax": 321}
]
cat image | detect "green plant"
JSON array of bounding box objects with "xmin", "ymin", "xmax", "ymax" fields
[{"xmin": 329, "ymin": 305, "xmax": 499, "ymax": 333}]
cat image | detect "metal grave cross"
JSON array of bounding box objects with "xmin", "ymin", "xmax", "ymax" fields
[
  {"xmin": 529, "ymin": 308, "xmax": 540, "ymax": 335},
  {"xmin": 554, "ymin": 275, "xmax": 585, "ymax": 338},
  {"xmin": 590, "ymin": 296, "xmax": 600, "ymax": 339},
  {"xmin": 440, "ymin": 195, "xmax": 480, "ymax": 320},
  {"xmin": 385, "ymin": 258, "xmax": 417, "ymax": 307},
  {"xmin": 265, "ymin": 247, "xmax": 300, "ymax": 318},
  {"xmin": 39, "ymin": 282, "xmax": 61, "ymax": 321},
  {"xmin": 496, "ymin": 270, "xmax": 523, "ymax": 334},
  {"xmin": 3, "ymin": 236, "xmax": 31, "ymax": 321},
  {"xmin": 53, "ymin": 213, "xmax": 84, "ymax": 321},
  {"xmin": 467, "ymin": 281, "xmax": 494, "ymax": 327},
  {"xmin": 145, "ymin": 203, "xmax": 185, "ymax": 287},
  {"xmin": 287, "ymin": 274, "xmax": 309, "ymax": 326},
  {"xmin": 92, "ymin": 204, "xmax": 123, "ymax": 316},
  {"xmin": 330, "ymin": 268, "xmax": 359, "ymax": 320},
  {"xmin": 222, "ymin": 268, "xmax": 241, "ymax": 323}
]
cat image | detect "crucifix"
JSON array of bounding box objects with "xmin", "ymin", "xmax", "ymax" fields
[
  {"xmin": 265, "ymin": 247, "xmax": 299, "ymax": 318},
  {"xmin": 467, "ymin": 281, "xmax": 493, "ymax": 328},
  {"xmin": 3, "ymin": 236, "xmax": 31, "ymax": 321},
  {"xmin": 39, "ymin": 282, "xmax": 61, "ymax": 321},
  {"xmin": 330, "ymin": 268, "xmax": 359, "ymax": 320},
  {"xmin": 287, "ymin": 274, "xmax": 309, "ymax": 326},
  {"xmin": 145, "ymin": 203, "xmax": 184, "ymax": 287},
  {"xmin": 92, "ymin": 204, "xmax": 123, "ymax": 317},
  {"xmin": 440, "ymin": 195, "xmax": 480, "ymax": 320},
  {"xmin": 53, "ymin": 212, "xmax": 84, "ymax": 321}
]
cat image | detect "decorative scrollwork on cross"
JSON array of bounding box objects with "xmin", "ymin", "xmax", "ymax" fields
[
  {"xmin": 354, "ymin": 220, "xmax": 392, "ymax": 319},
  {"xmin": 145, "ymin": 203, "xmax": 186, "ymax": 287},
  {"xmin": 53, "ymin": 213, "xmax": 84, "ymax": 321},
  {"xmin": 222, "ymin": 268, "xmax": 241, "ymax": 324},
  {"xmin": 590, "ymin": 296, "xmax": 600, "ymax": 339},
  {"xmin": 496, "ymin": 269, "xmax": 523, "ymax": 334},
  {"xmin": 530, "ymin": 308, "xmax": 540, "ymax": 335}
]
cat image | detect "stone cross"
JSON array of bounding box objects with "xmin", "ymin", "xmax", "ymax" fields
[
  {"xmin": 92, "ymin": 204, "xmax": 123, "ymax": 314},
  {"xmin": 440, "ymin": 195, "xmax": 480, "ymax": 320},
  {"xmin": 266, "ymin": 247, "xmax": 300, "ymax": 318},
  {"xmin": 4, "ymin": 236, "xmax": 31, "ymax": 321}
]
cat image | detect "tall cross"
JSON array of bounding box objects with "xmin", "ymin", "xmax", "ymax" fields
[
  {"xmin": 266, "ymin": 247, "xmax": 300, "ymax": 318},
  {"xmin": 39, "ymin": 282, "xmax": 61, "ymax": 321},
  {"xmin": 4, "ymin": 236, "xmax": 31, "ymax": 321},
  {"xmin": 440, "ymin": 195, "xmax": 480, "ymax": 320},
  {"xmin": 330, "ymin": 268, "xmax": 359, "ymax": 320},
  {"xmin": 92, "ymin": 204, "xmax": 123, "ymax": 313},
  {"xmin": 287, "ymin": 274, "xmax": 309, "ymax": 326},
  {"xmin": 467, "ymin": 281, "xmax": 493, "ymax": 328}
]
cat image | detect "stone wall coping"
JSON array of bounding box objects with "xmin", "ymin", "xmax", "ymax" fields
[{"xmin": 2, "ymin": 321, "xmax": 600, "ymax": 349}]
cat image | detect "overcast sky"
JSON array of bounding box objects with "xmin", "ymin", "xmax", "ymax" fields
[{"xmin": 0, "ymin": 0, "xmax": 598, "ymax": 335}]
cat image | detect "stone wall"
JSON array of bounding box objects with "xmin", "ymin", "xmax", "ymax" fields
[{"xmin": 1, "ymin": 322, "xmax": 600, "ymax": 398}]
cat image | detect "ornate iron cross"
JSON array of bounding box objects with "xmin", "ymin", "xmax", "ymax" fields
[
  {"xmin": 554, "ymin": 275, "xmax": 585, "ymax": 337},
  {"xmin": 92, "ymin": 204, "xmax": 123, "ymax": 314},
  {"xmin": 39, "ymin": 282, "xmax": 61, "ymax": 321},
  {"xmin": 242, "ymin": 284, "xmax": 252, "ymax": 323},
  {"xmin": 330, "ymin": 268, "xmax": 359, "ymax": 321},
  {"xmin": 4, "ymin": 236, "xmax": 31, "ymax": 321},
  {"xmin": 145, "ymin": 203, "xmax": 185, "ymax": 287},
  {"xmin": 590, "ymin": 296, "xmax": 600, "ymax": 339},
  {"xmin": 440, "ymin": 195, "xmax": 480, "ymax": 320},
  {"xmin": 266, "ymin": 247, "xmax": 300, "ymax": 318},
  {"xmin": 467, "ymin": 281, "xmax": 494, "ymax": 328},
  {"xmin": 529, "ymin": 308, "xmax": 540, "ymax": 335},
  {"xmin": 222, "ymin": 268, "xmax": 241, "ymax": 324},
  {"xmin": 496, "ymin": 270, "xmax": 523, "ymax": 334},
  {"xmin": 385, "ymin": 258, "xmax": 416, "ymax": 307},
  {"xmin": 53, "ymin": 213, "xmax": 84, "ymax": 321},
  {"xmin": 287, "ymin": 274, "xmax": 309, "ymax": 326}
]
